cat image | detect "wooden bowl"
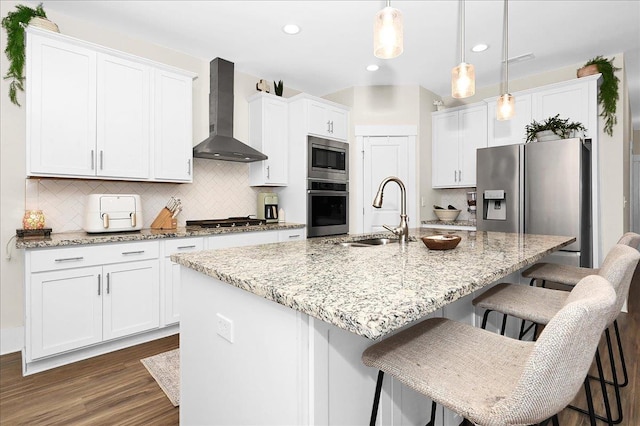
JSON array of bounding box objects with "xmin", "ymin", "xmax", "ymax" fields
[{"xmin": 422, "ymin": 234, "xmax": 461, "ymax": 250}]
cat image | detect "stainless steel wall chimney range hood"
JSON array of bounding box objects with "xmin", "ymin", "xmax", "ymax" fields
[{"xmin": 193, "ymin": 58, "xmax": 267, "ymax": 162}]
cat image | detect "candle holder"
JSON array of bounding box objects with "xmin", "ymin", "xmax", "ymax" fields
[{"xmin": 22, "ymin": 209, "xmax": 46, "ymax": 230}]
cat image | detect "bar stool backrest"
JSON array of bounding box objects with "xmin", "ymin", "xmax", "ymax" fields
[
  {"xmin": 487, "ymin": 275, "xmax": 616, "ymax": 425},
  {"xmin": 597, "ymin": 244, "xmax": 640, "ymax": 324},
  {"xmin": 617, "ymin": 232, "xmax": 640, "ymax": 249}
]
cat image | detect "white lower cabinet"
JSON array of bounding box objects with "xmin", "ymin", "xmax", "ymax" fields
[
  {"xmin": 102, "ymin": 260, "xmax": 159, "ymax": 340},
  {"xmin": 163, "ymin": 237, "xmax": 204, "ymax": 325},
  {"xmin": 29, "ymin": 258, "xmax": 159, "ymax": 359},
  {"xmin": 30, "ymin": 266, "xmax": 103, "ymax": 359}
]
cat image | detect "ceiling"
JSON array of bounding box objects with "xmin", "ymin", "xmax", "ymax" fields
[{"xmin": 31, "ymin": 0, "xmax": 640, "ymax": 129}]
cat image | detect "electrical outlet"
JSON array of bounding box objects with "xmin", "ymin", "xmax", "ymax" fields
[{"xmin": 216, "ymin": 313, "xmax": 234, "ymax": 343}]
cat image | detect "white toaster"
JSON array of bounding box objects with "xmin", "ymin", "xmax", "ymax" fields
[{"xmin": 83, "ymin": 194, "xmax": 143, "ymax": 233}]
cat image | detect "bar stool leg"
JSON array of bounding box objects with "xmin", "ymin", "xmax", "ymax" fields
[
  {"xmin": 583, "ymin": 376, "xmax": 597, "ymax": 426},
  {"xmin": 370, "ymin": 370, "xmax": 384, "ymax": 426},
  {"xmin": 612, "ymin": 320, "xmax": 628, "ymax": 388}
]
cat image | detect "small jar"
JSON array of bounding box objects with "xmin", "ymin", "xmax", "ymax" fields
[{"xmin": 23, "ymin": 210, "xmax": 46, "ymax": 229}]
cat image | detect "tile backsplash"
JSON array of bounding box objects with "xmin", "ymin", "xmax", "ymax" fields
[
  {"xmin": 434, "ymin": 188, "xmax": 476, "ymax": 221},
  {"xmin": 25, "ymin": 159, "xmax": 264, "ymax": 233}
]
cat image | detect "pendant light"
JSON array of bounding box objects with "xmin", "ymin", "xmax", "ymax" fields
[
  {"xmin": 373, "ymin": 0, "xmax": 403, "ymax": 59},
  {"xmin": 497, "ymin": 0, "xmax": 515, "ymax": 120},
  {"xmin": 451, "ymin": 0, "xmax": 475, "ymax": 98}
]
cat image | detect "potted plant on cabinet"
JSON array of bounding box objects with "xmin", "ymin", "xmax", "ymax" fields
[
  {"xmin": 1, "ymin": 3, "xmax": 58, "ymax": 106},
  {"xmin": 525, "ymin": 114, "xmax": 586, "ymax": 143},
  {"xmin": 577, "ymin": 55, "xmax": 620, "ymax": 137}
]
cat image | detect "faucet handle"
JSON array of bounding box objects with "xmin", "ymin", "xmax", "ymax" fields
[{"xmin": 383, "ymin": 224, "xmax": 400, "ymax": 235}]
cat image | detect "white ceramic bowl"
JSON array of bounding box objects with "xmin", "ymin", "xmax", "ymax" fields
[{"xmin": 434, "ymin": 209, "xmax": 461, "ymax": 221}]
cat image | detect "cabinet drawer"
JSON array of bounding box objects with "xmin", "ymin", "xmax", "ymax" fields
[
  {"xmin": 164, "ymin": 238, "xmax": 204, "ymax": 257},
  {"xmin": 278, "ymin": 228, "xmax": 305, "ymax": 242},
  {"xmin": 30, "ymin": 241, "xmax": 159, "ymax": 272}
]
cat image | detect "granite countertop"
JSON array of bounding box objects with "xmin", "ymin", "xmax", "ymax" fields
[
  {"xmin": 16, "ymin": 222, "xmax": 305, "ymax": 249},
  {"xmin": 171, "ymin": 229, "xmax": 574, "ymax": 340}
]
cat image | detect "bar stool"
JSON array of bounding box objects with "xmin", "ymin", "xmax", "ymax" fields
[
  {"xmin": 362, "ymin": 275, "xmax": 616, "ymax": 426},
  {"xmin": 472, "ymin": 244, "xmax": 640, "ymax": 425}
]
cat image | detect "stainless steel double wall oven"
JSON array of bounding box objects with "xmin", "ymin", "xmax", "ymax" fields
[{"xmin": 307, "ymin": 136, "xmax": 349, "ymax": 237}]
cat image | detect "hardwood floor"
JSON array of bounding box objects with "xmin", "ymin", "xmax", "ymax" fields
[
  {"xmin": 1, "ymin": 278, "xmax": 638, "ymax": 425},
  {"xmin": 0, "ymin": 335, "xmax": 179, "ymax": 425}
]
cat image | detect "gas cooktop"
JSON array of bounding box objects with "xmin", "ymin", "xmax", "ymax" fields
[{"xmin": 186, "ymin": 217, "xmax": 265, "ymax": 228}]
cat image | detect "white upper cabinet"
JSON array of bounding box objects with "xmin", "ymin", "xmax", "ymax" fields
[
  {"xmin": 486, "ymin": 94, "xmax": 532, "ymax": 147},
  {"xmin": 27, "ymin": 33, "xmax": 97, "ymax": 177},
  {"xmin": 153, "ymin": 69, "xmax": 194, "ymax": 182},
  {"xmin": 432, "ymin": 103, "xmax": 487, "ymax": 188},
  {"xmin": 96, "ymin": 54, "xmax": 151, "ymax": 179},
  {"xmin": 532, "ymin": 81, "xmax": 592, "ymax": 135},
  {"xmin": 248, "ymin": 93, "xmax": 288, "ymax": 186},
  {"xmin": 26, "ymin": 27, "xmax": 195, "ymax": 182},
  {"xmin": 307, "ymin": 99, "xmax": 349, "ymax": 141}
]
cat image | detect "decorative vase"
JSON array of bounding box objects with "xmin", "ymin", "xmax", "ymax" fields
[
  {"xmin": 29, "ymin": 17, "xmax": 60, "ymax": 33},
  {"xmin": 22, "ymin": 210, "xmax": 46, "ymax": 229},
  {"xmin": 576, "ymin": 64, "xmax": 599, "ymax": 78},
  {"xmin": 535, "ymin": 130, "xmax": 560, "ymax": 142}
]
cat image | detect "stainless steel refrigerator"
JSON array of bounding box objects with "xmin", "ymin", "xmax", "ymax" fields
[{"xmin": 476, "ymin": 138, "xmax": 592, "ymax": 267}]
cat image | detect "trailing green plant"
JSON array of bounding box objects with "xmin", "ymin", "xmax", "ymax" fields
[
  {"xmin": 524, "ymin": 114, "xmax": 586, "ymax": 143},
  {"xmin": 581, "ymin": 55, "xmax": 620, "ymax": 137},
  {"xmin": 273, "ymin": 80, "xmax": 283, "ymax": 96},
  {"xmin": 1, "ymin": 3, "xmax": 48, "ymax": 106}
]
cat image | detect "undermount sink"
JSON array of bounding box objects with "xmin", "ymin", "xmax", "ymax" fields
[{"xmin": 338, "ymin": 237, "xmax": 409, "ymax": 247}]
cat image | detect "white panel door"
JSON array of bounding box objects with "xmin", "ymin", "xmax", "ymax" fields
[
  {"xmin": 96, "ymin": 54, "xmax": 150, "ymax": 179},
  {"xmin": 308, "ymin": 100, "xmax": 331, "ymax": 138},
  {"xmin": 27, "ymin": 34, "xmax": 97, "ymax": 177},
  {"xmin": 30, "ymin": 267, "xmax": 103, "ymax": 359},
  {"xmin": 103, "ymin": 259, "xmax": 159, "ymax": 340},
  {"xmin": 363, "ymin": 136, "xmax": 410, "ymax": 233},
  {"xmin": 154, "ymin": 69, "xmax": 193, "ymax": 181}
]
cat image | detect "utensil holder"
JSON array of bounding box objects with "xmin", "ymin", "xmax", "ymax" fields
[{"xmin": 151, "ymin": 208, "xmax": 177, "ymax": 230}]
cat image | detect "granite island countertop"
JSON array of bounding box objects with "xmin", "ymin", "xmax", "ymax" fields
[
  {"xmin": 16, "ymin": 222, "xmax": 305, "ymax": 249},
  {"xmin": 171, "ymin": 229, "xmax": 574, "ymax": 340}
]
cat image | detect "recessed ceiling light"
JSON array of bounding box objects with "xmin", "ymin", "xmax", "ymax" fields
[
  {"xmin": 282, "ymin": 24, "xmax": 300, "ymax": 35},
  {"xmin": 471, "ymin": 44, "xmax": 489, "ymax": 52},
  {"xmin": 366, "ymin": 64, "xmax": 380, "ymax": 72}
]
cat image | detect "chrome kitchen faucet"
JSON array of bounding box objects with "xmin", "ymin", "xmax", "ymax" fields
[{"xmin": 372, "ymin": 176, "xmax": 409, "ymax": 244}]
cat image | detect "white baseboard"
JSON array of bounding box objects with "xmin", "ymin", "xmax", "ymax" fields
[{"xmin": 1, "ymin": 326, "xmax": 24, "ymax": 355}]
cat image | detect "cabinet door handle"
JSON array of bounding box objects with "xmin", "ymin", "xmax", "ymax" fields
[
  {"xmin": 106, "ymin": 272, "xmax": 110, "ymax": 294},
  {"xmin": 288, "ymin": 234, "xmax": 300, "ymax": 239},
  {"xmin": 187, "ymin": 159, "xmax": 191, "ymax": 175},
  {"xmin": 458, "ymin": 170, "xmax": 462, "ymax": 182},
  {"xmin": 327, "ymin": 120, "xmax": 331, "ymax": 133},
  {"xmin": 100, "ymin": 150, "xmax": 104, "ymax": 170},
  {"xmin": 54, "ymin": 256, "xmax": 84, "ymax": 262},
  {"xmin": 177, "ymin": 245, "xmax": 197, "ymax": 250},
  {"xmin": 266, "ymin": 165, "xmax": 270, "ymax": 179},
  {"xmin": 330, "ymin": 121, "xmax": 334, "ymax": 134},
  {"xmin": 121, "ymin": 250, "xmax": 145, "ymax": 255},
  {"xmin": 98, "ymin": 274, "xmax": 101, "ymax": 296},
  {"xmin": 91, "ymin": 150, "xmax": 95, "ymax": 170}
]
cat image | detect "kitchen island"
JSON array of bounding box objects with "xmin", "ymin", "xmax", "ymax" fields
[{"xmin": 172, "ymin": 229, "xmax": 574, "ymax": 425}]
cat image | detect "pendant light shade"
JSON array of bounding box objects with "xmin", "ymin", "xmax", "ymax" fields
[
  {"xmin": 374, "ymin": 1, "xmax": 403, "ymax": 59},
  {"xmin": 451, "ymin": 0, "xmax": 475, "ymax": 98},
  {"xmin": 452, "ymin": 63, "xmax": 476, "ymax": 99},
  {"xmin": 496, "ymin": 93, "xmax": 515, "ymax": 120},
  {"xmin": 497, "ymin": 0, "xmax": 514, "ymax": 120}
]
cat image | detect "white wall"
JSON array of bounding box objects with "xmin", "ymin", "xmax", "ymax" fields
[{"xmin": 0, "ymin": 1, "xmax": 300, "ymax": 353}]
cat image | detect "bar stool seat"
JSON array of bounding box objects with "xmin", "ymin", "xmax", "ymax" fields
[
  {"xmin": 522, "ymin": 262, "xmax": 593, "ymax": 286},
  {"xmin": 363, "ymin": 276, "xmax": 617, "ymax": 426}
]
